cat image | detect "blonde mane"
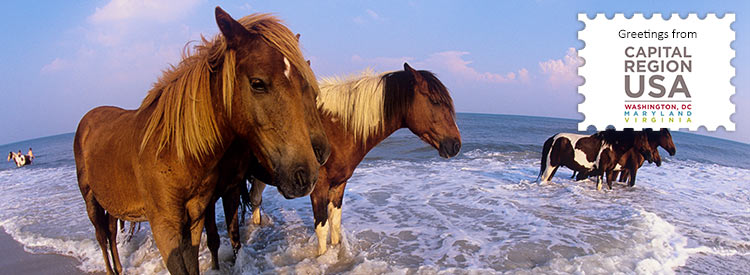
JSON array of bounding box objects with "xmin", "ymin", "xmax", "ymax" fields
[
  {"xmin": 138, "ymin": 13, "xmax": 316, "ymax": 162},
  {"xmin": 317, "ymin": 69, "xmax": 392, "ymax": 142}
]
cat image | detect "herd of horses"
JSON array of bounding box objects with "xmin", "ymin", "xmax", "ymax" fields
[{"xmin": 72, "ymin": 7, "xmax": 676, "ymax": 274}]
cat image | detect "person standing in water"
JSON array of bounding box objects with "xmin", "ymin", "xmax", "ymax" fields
[{"xmin": 28, "ymin": 148, "xmax": 34, "ymax": 160}]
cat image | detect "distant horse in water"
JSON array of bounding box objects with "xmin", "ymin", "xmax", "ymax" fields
[
  {"xmin": 240, "ymin": 63, "xmax": 461, "ymax": 255},
  {"xmin": 74, "ymin": 7, "xmax": 327, "ymax": 275},
  {"xmin": 7, "ymin": 152, "xmax": 31, "ymax": 167},
  {"xmin": 539, "ymin": 129, "xmax": 654, "ymax": 190}
]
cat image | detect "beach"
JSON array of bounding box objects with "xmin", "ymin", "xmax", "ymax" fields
[{"xmin": 0, "ymin": 229, "xmax": 89, "ymax": 275}]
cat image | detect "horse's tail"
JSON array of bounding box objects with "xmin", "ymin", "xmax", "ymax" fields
[
  {"xmin": 239, "ymin": 177, "xmax": 252, "ymax": 211},
  {"xmin": 537, "ymin": 135, "xmax": 555, "ymax": 182}
]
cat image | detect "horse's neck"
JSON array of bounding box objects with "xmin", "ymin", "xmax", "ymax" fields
[{"xmin": 357, "ymin": 117, "xmax": 403, "ymax": 158}]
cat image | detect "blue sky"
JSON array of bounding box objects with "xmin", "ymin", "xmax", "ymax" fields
[{"xmin": 0, "ymin": 0, "xmax": 747, "ymax": 145}]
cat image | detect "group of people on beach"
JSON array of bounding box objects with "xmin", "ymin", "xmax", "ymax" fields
[{"xmin": 7, "ymin": 148, "xmax": 34, "ymax": 167}]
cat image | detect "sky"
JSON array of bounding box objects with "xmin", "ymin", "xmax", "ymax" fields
[{"xmin": 0, "ymin": 0, "xmax": 747, "ymax": 145}]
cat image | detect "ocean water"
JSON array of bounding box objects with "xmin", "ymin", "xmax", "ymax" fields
[{"xmin": 0, "ymin": 113, "xmax": 748, "ymax": 274}]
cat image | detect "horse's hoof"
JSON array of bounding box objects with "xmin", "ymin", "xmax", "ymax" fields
[{"xmin": 596, "ymin": 183, "xmax": 602, "ymax": 191}]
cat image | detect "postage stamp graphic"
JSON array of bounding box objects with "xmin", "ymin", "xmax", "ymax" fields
[{"xmin": 578, "ymin": 13, "xmax": 735, "ymax": 131}]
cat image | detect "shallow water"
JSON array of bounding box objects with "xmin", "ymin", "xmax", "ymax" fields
[{"xmin": 0, "ymin": 113, "xmax": 748, "ymax": 274}]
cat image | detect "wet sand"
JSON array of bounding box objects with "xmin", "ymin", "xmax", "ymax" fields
[{"xmin": 0, "ymin": 229, "xmax": 92, "ymax": 275}]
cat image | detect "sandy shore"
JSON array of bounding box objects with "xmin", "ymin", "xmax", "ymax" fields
[{"xmin": 0, "ymin": 229, "xmax": 96, "ymax": 275}]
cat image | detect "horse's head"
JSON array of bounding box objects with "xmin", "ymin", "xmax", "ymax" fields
[
  {"xmin": 656, "ymin": 128, "xmax": 676, "ymax": 156},
  {"xmin": 215, "ymin": 8, "xmax": 329, "ymax": 199},
  {"xmin": 400, "ymin": 63, "xmax": 461, "ymax": 158}
]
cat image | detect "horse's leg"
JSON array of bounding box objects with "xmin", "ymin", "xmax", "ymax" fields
[
  {"xmin": 310, "ymin": 178, "xmax": 330, "ymax": 255},
  {"xmin": 250, "ymin": 180, "xmax": 266, "ymax": 225},
  {"xmin": 118, "ymin": 220, "xmax": 125, "ymax": 233},
  {"xmin": 84, "ymin": 193, "xmax": 116, "ymax": 275},
  {"xmin": 328, "ymin": 181, "xmax": 348, "ymax": 246},
  {"xmin": 238, "ymin": 180, "xmax": 248, "ymax": 226},
  {"xmin": 222, "ymin": 186, "xmax": 242, "ymax": 258},
  {"xmin": 628, "ymin": 168, "xmax": 638, "ymax": 187},
  {"xmin": 150, "ymin": 210, "xmax": 189, "ymax": 275},
  {"xmin": 204, "ymin": 202, "xmax": 220, "ymax": 270},
  {"xmin": 606, "ymin": 170, "xmax": 614, "ymax": 190},
  {"xmin": 184, "ymin": 199, "xmax": 208, "ymax": 275},
  {"xmin": 107, "ymin": 215, "xmax": 123, "ymax": 274},
  {"xmin": 570, "ymin": 171, "xmax": 576, "ymax": 179},
  {"xmin": 596, "ymin": 175, "xmax": 603, "ymax": 191},
  {"xmin": 540, "ymin": 164, "xmax": 558, "ymax": 183}
]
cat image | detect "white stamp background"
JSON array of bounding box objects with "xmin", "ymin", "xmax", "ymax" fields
[{"xmin": 578, "ymin": 13, "xmax": 735, "ymax": 131}]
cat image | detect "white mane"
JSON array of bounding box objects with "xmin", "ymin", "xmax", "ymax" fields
[{"xmin": 317, "ymin": 69, "xmax": 393, "ymax": 142}]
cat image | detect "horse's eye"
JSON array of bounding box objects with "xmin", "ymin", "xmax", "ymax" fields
[{"xmin": 250, "ymin": 78, "xmax": 267, "ymax": 93}]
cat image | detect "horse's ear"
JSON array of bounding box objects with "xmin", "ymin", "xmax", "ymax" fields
[
  {"xmin": 215, "ymin": 7, "xmax": 253, "ymax": 49},
  {"xmin": 296, "ymin": 33, "xmax": 301, "ymax": 41},
  {"xmin": 404, "ymin": 62, "xmax": 428, "ymax": 91},
  {"xmin": 404, "ymin": 62, "xmax": 419, "ymax": 77}
]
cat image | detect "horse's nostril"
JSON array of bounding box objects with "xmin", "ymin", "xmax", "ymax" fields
[
  {"xmin": 294, "ymin": 168, "xmax": 308, "ymax": 187},
  {"xmin": 314, "ymin": 147, "xmax": 324, "ymax": 164},
  {"xmin": 452, "ymin": 141, "xmax": 461, "ymax": 155}
]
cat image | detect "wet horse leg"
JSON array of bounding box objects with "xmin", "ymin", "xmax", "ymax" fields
[
  {"xmin": 328, "ymin": 181, "xmax": 348, "ymax": 246},
  {"xmin": 222, "ymin": 185, "xmax": 242, "ymax": 257},
  {"xmin": 310, "ymin": 179, "xmax": 331, "ymax": 255},
  {"xmin": 85, "ymin": 195, "xmax": 117, "ymax": 275},
  {"xmin": 250, "ymin": 180, "xmax": 266, "ymax": 225},
  {"xmin": 107, "ymin": 215, "xmax": 123, "ymax": 274},
  {"xmin": 204, "ymin": 203, "xmax": 220, "ymax": 270},
  {"xmin": 628, "ymin": 168, "xmax": 638, "ymax": 187}
]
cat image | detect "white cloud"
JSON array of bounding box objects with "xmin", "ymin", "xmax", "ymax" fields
[
  {"xmin": 539, "ymin": 47, "xmax": 583, "ymax": 86},
  {"xmin": 89, "ymin": 0, "xmax": 201, "ymax": 23},
  {"xmin": 420, "ymin": 51, "xmax": 528, "ymax": 83},
  {"xmin": 239, "ymin": 3, "xmax": 253, "ymax": 11},
  {"xmin": 354, "ymin": 9, "xmax": 384, "ymax": 24},
  {"xmin": 41, "ymin": 58, "xmax": 69, "ymax": 73},
  {"xmin": 366, "ymin": 9, "xmax": 380, "ymax": 20}
]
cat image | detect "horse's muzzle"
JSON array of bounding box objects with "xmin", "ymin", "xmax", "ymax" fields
[
  {"xmin": 276, "ymin": 165, "xmax": 318, "ymax": 199},
  {"xmin": 439, "ymin": 138, "xmax": 461, "ymax": 158}
]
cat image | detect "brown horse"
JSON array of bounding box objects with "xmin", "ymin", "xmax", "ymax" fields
[
  {"xmin": 74, "ymin": 7, "xmax": 327, "ymax": 275},
  {"xmin": 613, "ymin": 128, "xmax": 676, "ymax": 186},
  {"xmin": 245, "ymin": 63, "xmax": 461, "ymax": 255},
  {"xmin": 581, "ymin": 129, "xmax": 655, "ymax": 190}
]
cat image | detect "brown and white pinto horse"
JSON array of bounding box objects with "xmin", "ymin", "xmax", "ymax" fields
[
  {"xmin": 539, "ymin": 129, "xmax": 654, "ymax": 190},
  {"xmin": 7, "ymin": 152, "xmax": 32, "ymax": 167},
  {"xmin": 74, "ymin": 8, "xmax": 327, "ymax": 275},
  {"xmin": 613, "ymin": 128, "xmax": 676, "ymax": 186},
  {"xmin": 247, "ymin": 63, "xmax": 461, "ymax": 255}
]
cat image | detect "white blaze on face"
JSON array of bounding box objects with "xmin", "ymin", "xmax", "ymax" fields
[{"xmin": 283, "ymin": 57, "xmax": 291, "ymax": 79}]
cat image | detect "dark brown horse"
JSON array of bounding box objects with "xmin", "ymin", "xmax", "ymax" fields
[
  {"xmin": 613, "ymin": 128, "xmax": 676, "ymax": 186},
  {"xmin": 583, "ymin": 129, "xmax": 655, "ymax": 190},
  {"xmin": 244, "ymin": 63, "xmax": 461, "ymax": 255},
  {"xmin": 74, "ymin": 7, "xmax": 327, "ymax": 275}
]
